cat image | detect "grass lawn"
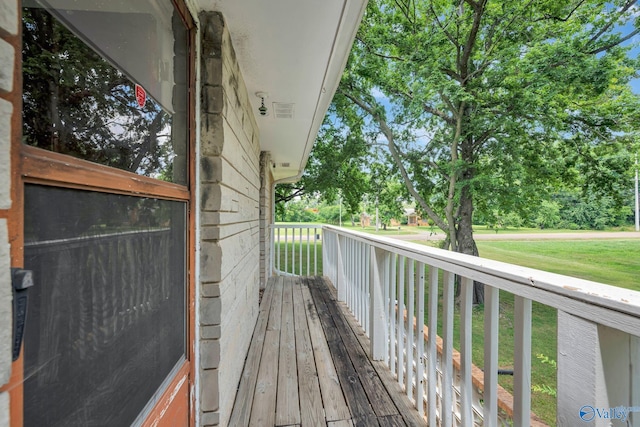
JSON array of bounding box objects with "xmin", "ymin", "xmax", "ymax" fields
[
  {"xmin": 476, "ymin": 239, "xmax": 640, "ymax": 291},
  {"xmin": 338, "ymin": 224, "xmax": 424, "ymax": 235},
  {"xmin": 472, "ymin": 226, "xmax": 595, "ymax": 234},
  {"xmin": 273, "ymin": 241, "xmax": 323, "ymax": 276}
]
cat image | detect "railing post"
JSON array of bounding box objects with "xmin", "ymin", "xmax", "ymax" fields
[
  {"xmin": 324, "ymin": 230, "xmax": 331, "ymax": 281},
  {"xmin": 460, "ymin": 276, "xmax": 474, "ymax": 426},
  {"xmin": 369, "ymin": 246, "xmax": 387, "ymax": 361},
  {"xmin": 513, "ymin": 296, "xmax": 532, "ymax": 427},
  {"xmin": 336, "ymin": 234, "xmax": 346, "ymax": 302},
  {"xmin": 427, "ymin": 266, "xmax": 439, "ymax": 427},
  {"xmin": 557, "ymin": 311, "xmax": 604, "ymax": 426},
  {"xmin": 270, "ymin": 225, "xmax": 274, "ymax": 276},
  {"xmin": 483, "ymin": 285, "xmax": 499, "ymax": 426},
  {"xmin": 442, "ymin": 271, "xmax": 455, "ymax": 427}
]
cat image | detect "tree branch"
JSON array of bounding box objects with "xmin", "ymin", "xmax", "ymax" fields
[
  {"xmin": 460, "ymin": 0, "xmax": 487, "ymax": 79},
  {"xmin": 441, "ymin": 67, "xmax": 463, "ymax": 83},
  {"xmin": 340, "ymin": 89, "xmax": 450, "ymax": 232},
  {"xmin": 394, "ymin": 0, "xmax": 415, "ymax": 27},
  {"xmin": 533, "ymin": 0, "xmax": 586, "ymax": 22},
  {"xmin": 588, "ymin": 0, "xmax": 635, "ymax": 46},
  {"xmin": 356, "ymin": 36, "xmax": 406, "ymax": 62},
  {"xmin": 588, "ymin": 28, "xmax": 640, "ymax": 55},
  {"xmin": 429, "ymin": 2, "xmax": 460, "ymax": 48},
  {"xmin": 389, "ymin": 88, "xmax": 456, "ymax": 125},
  {"xmin": 275, "ymin": 187, "xmax": 305, "ymax": 204}
]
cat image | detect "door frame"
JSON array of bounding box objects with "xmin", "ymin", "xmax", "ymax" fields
[{"xmin": 1, "ymin": 1, "xmax": 197, "ymax": 425}]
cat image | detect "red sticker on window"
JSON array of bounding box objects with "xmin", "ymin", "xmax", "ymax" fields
[{"xmin": 135, "ymin": 84, "xmax": 146, "ymax": 108}]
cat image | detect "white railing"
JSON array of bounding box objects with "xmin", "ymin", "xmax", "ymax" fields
[
  {"xmin": 321, "ymin": 225, "xmax": 640, "ymax": 427},
  {"xmin": 270, "ymin": 224, "xmax": 322, "ymax": 277}
]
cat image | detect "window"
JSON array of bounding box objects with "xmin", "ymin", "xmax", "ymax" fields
[
  {"xmin": 22, "ymin": 0, "xmax": 189, "ymax": 184},
  {"xmin": 20, "ymin": 1, "xmax": 192, "ymax": 425}
]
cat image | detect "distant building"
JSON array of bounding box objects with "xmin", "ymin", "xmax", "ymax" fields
[
  {"xmin": 360, "ymin": 212, "xmax": 372, "ymax": 227},
  {"xmin": 403, "ymin": 208, "xmax": 429, "ymax": 226}
]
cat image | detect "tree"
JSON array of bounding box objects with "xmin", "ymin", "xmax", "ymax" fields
[
  {"xmin": 367, "ymin": 162, "xmax": 408, "ymax": 229},
  {"xmin": 333, "ymin": 0, "xmax": 640, "ymax": 303},
  {"xmin": 275, "ymin": 120, "xmax": 369, "ymax": 219},
  {"xmin": 535, "ymin": 200, "xmax": 561, "ymax": 229}
]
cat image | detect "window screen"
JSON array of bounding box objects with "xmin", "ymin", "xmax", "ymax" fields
[{"xmin": 23, "ymin": 185, "xmax": 186, "ymax": 427}]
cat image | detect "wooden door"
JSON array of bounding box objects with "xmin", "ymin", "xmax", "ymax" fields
[{"xmin": 5, "ymin": 1, "xmax": 196, "ymax": 425}]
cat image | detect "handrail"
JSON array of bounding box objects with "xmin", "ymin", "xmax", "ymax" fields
[
  {"xmin": 322, "ymin": 226, "xmax": 640, "ymax": 332},
  {"xmin": 321, "ymin": 225, "xmax": 640, "ymax": 426}
]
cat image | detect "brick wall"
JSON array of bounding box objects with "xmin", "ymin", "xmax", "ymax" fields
[
  {"xmin": 0, "ymin": 0, "xmax": 18, "ymax": 424},
  {"xmin": 198, "ymin": 11, "xmax": 263, "ymax": 426}
]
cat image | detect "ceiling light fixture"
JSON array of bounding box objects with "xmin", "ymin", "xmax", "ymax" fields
[{"xmin": 256, "ymin": 91, "xmax": 269, "ymax": 116}]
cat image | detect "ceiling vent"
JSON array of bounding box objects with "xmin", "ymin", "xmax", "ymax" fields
[
  {"xmin": 280, "ymin": 162, "xmax": 291, "ymax": 168},
  {"xmin": 272, "ymin": 103, "xmax": 295, "ymax": 119}
]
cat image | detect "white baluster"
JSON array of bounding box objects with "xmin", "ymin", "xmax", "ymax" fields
[
  {"xmin": 442, "ymin": 271, "xmax": 455, "ymax": 427},
  {"xmin": 483, "ymin": 285, "xmax": 499, "ymax": 426},
  {"xmin": 416, "ymin": 262, "xmax": 425, "ymax": 417},
  {"xmin": 427, "ymin": 266, "xmax": 438, "ymax": 427},
  {"xmin": 406, "ymin": 259, "xmax": 415, "ymax": 400},
  {"xmin": 460, "ymin": 277, "xmax": 474, "ymax": 426},
  {"xmin": 397, "ymin": 255, "xmax": 405, "ymax": 388}
]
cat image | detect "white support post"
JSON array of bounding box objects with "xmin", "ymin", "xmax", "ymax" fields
[
  {"xmin": 270, "ymin": 226, "xmax": 275, "ymax": 275},
  {"xmin": 276, "ymin": 227, "xmax": 281, "ymax": 272},
  {"xmin": 389, "ymin": 254, "xmax": 397, "ymax": 376},
  {"xmin": 514, "ymin": 296, "xmax": 532, "ymax": 427},
  {"xmin": 416, "ymin": 262, "xmax": 425, "ymax": 417},
  {"xmin": 284, "ymin": 227, "xmax": 288, "ymax": 274},
  {"xmin": 383, "ymin": 252, "xmax": 390, "ymax": 365},
  {"xmin": 350, "ymin": 239, "xmax": 354, "ymax": 310},
  {"xmin": 405, "ymin": 260, "xmax": 415, "ymax": 400},
  {"xmin": 307, "ymin": 228, "xmax": 311, "ymax": 276},
  {"xmin": 365, "ymin": 243, "xmax": 370, "ymax": 335},
  {"xmin": 483, "ymin": 285, "xmax": 499, "ymax": 426},
  {"xmin": 370, "ymin": 246, "xmax": 388, "ymax": 361},
  {"xmin": 299, "ymin": 229, "xmax": 303, "ymax": 275},
  {"xmin": 442, "ymin": 271, "xmax": 455, "ymax": 427},
  {"xmin": 427, "ymin": 267, "xmax": 438, "ymax": 427},
  {"xmin": 460, "ymin": 277, "xmax": 474, "ymax": 426},
  {"xmin": 356, "ymin": 241, "xmax": 362, "ymax": 326},
  {"xmin": 292, "ymin": 228, "xmax": 296, "ymax": 274},
  {"xmin": 397, "ymin": 256, "xmax": 405, "ymax": 388},
  {"xmin": 320, "ymin": 229, "xmax": 326, "ymax": 278},
  {"xmin": 557, "ymin": 311, "xmax": 603, "ymax": 426},
  {"xmin": 336, "ymin": 234, "xmax": 346, "ymax": 302}
]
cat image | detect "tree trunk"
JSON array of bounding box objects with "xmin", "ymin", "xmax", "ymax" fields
[
  {"xmin": 455, "ymin": 139, "xmax": 484, "ymax": 304},
  {"xmin": 456, "ymin": 183, "xmax": 484, "ymax": 304}
]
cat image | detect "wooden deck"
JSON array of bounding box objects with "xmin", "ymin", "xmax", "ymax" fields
[{"xmin": 229, "ymin": 276, "xmax": 427, "ymax": 427}]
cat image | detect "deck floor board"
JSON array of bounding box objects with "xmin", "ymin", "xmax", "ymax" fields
[{"xmin": 230, "ymin": 276, "xmax": 428, "ymax": 427}]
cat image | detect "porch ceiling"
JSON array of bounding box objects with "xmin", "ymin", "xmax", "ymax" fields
[{"xmin": 195, "ymin": 0, "xmax": 367, "ymax": 182}]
